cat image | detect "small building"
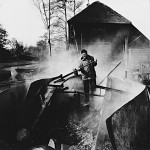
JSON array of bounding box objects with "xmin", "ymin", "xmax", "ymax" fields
[{"xmin": 68, "ymin": 1, "xmax": 150, "ymax": 66}]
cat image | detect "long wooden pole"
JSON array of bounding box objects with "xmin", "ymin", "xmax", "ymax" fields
[
  {"xmin": 54, "ymin": 60, "xmax": 97, "ymax": 83},
  {"xmin": 98, "ymin": 62, "xmax": 121, "ymax": 85},
  {"xmin": 74, "ymin": 0, "xmax": 75, "ymax": 16},
  {"xmin": 125, "ymin": 37, "xmax": 128, "ymax": 78}
]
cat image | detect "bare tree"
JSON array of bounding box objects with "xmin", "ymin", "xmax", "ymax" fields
[
  {"xmin": 53, "ymin": 0, "xmax": 84, "ymax": 49},
  {"xmin": 67, "ymin": 0, "xmax": 84, "ymax": 16},
  {"xmin": 8, "ymin": 38, "xmax": 26, "ymax": 60},
  {"xmin": 32, "ymin": 0, "xmax": 84, "ymax": 55},
  {"xmin": 32, "ymin": 0, "xmax": 57, "ymax": 55}
]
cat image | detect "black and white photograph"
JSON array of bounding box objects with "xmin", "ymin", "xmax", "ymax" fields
[{"xmin": 0, "ymin": 0, "xmax": 150, "ymax": 149}]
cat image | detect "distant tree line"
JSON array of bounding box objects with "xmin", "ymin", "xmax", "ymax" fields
[
  {"xmin": 0, "ymin": 24, "xmax": 49, "ymax": 62},
  {"xmin": 0, "ymin": 24, "xmax": 10, "ymax": 62}
]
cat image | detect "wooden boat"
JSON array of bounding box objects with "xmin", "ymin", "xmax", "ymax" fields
[{"xmin": 0, "ymin": 72, "xmax": 98, "ymax": 149}]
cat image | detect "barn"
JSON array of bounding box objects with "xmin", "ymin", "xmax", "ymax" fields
[{"xmin": 68, "ymin": 1, "xmax": 150, "ymax": 69}]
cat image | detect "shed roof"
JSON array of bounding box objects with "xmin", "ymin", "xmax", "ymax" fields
[{"xmin": 68, "ymin": 1, "xmax": 131, "ymax": 24}]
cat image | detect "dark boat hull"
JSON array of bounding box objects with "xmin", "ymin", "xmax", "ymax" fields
[
  {"xmin": 106, "ymin": 87, "xmax": 150, "ymax": 150},
  {"xmin": 95, "ymin": 76, "xmax": 148, "ymax": 150}
]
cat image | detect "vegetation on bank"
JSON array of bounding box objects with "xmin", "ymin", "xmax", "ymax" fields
[
  {"xmin": 0, "ymin": 24, "xmax": 50, "ymax": 62},
  {"xmin": 0, "ymin": 0, "xmax": 86, "ymax": 63}
]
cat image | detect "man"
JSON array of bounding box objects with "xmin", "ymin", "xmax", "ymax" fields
[{"xmin": 79, "ymin": 49, "xmax": 97, "ymax": 106}]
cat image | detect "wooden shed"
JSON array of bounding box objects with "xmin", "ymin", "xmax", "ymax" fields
[{"xmin": 68, "ymin": 1, "xmax": 150, "ymax": 63}]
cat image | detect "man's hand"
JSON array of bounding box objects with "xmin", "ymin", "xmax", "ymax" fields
[
  {"xmin": 90, "ymin": 59, "xmax": 97, "ymax": 67},
  {"xmin": 73, "ymin": 68, "xmax": 78, "ymax": 76},
  {"xmin": 94, "ymin": 59, "xmax": 97, "ymax": 66}
]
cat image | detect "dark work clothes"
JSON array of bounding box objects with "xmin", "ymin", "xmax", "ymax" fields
[
  {"xmin": 83, "ymin": 78, "xmax": 96, "ymax": 103},
  {"xmin": 79, "ymin": 55, "xmax": 97, "ymax": 80},
  {"xmin": 79, "ymin": 55, "xmax": 97, "ymax": 104}
]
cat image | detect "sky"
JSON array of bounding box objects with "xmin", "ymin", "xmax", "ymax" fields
[
  {"xmin": 0, "ymin": 0, "xmax": 46, "ymax": 46},
  {"xmin": 0, "ymin": 0, "xmax": 150, "ymax": 46}
]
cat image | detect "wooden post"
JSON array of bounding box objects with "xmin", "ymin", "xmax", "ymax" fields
[
  {"xmin": 74, "ymin": 0, "xmax": 75, "ymax": 16},
  {"xmin": 49, "ymin": 0, "xmax": 51, "ymax": 56},
  {"xmin": 124, "ymin": 37, "xmax": 128, "ymax": 78},
  {"xmin": 55, "ymin": 140, "xmax": 61, "ymax": 150},
  {"xmin": 81, "ymin": 34, "xmax": 82, "ymax": 50}
]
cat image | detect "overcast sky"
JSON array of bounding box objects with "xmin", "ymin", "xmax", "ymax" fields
[
  {"xmin": 0, "ymin": 0, "xmax": 150, "ymax": 46},
  {"xmin": 0, "ymin": 0, "xmax": 45, "ymax": 46}
]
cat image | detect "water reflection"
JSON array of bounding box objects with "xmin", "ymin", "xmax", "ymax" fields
[{"xmin": 0, "ymin": 64, "xmax": 40, "ymax": 93}]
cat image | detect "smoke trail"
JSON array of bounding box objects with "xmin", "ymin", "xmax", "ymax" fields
[
  {"xmin": 14, "ymin": 40, "xmax": 127, "ymax": 150},
  {"xmin": 82, "ymin": 39, "xmax": 126, "ymax": 84}
]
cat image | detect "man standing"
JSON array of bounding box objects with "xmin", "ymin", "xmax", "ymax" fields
[{"xmin": 79, "ymin": 49, "xmax": 97, "ymax": 106}]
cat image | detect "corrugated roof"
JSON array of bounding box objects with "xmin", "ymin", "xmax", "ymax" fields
[{"xmin": 68, "ymin": 1, "xmax": 131, "ymax": 24}]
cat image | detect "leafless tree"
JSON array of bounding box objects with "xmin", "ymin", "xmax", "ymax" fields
[{"xmin": 32, "ymin": 0, "xmax": 84, "ymax": 55}]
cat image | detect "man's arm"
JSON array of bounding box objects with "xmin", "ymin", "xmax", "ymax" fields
[{"xmin": 79, "ymin": 62, "xmax": 89, "ymax": 76}]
